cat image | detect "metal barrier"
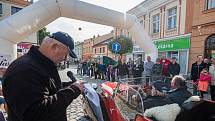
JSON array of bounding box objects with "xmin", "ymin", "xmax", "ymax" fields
[{"xmin": 114, "ymin": 76, "xmax": 201, "ymax": 115}]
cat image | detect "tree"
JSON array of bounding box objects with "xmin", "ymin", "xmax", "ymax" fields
[
  {"xmin": 108, "ymin": 36, "xmax": 133, "ymax": 56},
  {"xmin": 37, "ymin": 27, "xmax": 50, "ymax": 45}
]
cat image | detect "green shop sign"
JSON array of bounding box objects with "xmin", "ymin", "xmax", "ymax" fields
[{"xmin": 154, "ymin": 37, "xmax": 190, "ymax": 52}]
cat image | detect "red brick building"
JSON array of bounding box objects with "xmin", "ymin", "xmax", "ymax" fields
[{"xmin": 189, "ymin": 0, "xmax": 215, "ymax": 68}]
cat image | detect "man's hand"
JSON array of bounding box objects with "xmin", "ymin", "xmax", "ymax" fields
[{"xmin": 73, "ymin": 80, "xmax": 84, "ymax": 92}]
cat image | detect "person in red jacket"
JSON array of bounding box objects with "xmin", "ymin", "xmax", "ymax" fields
[
  {"xmin": 198, "ymin": 68, "xmax": 211, "ymax": 98},
  {"xmin": 160, "ymin": 56, "xmax": 171, "ymax": 84}
]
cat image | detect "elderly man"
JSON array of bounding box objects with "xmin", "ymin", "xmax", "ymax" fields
[
  {"xmin": 167, "ymin": 75, "xmax": 192, "ymax": 105},
  {"xmin": 3, "ymin": 32, "xmax": 83, "ymax": 121}
]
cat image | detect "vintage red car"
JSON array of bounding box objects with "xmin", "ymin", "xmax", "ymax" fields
[{"xmin": 82, "ymin": 80, "xmax": 215, "ymax": 121}]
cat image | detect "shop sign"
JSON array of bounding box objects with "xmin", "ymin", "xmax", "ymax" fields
[
  {"xmin": 133, "ymin": 45, "xmax": 144, "ymax": 53},
  {"xmin": 154, "ymin": 37, "xmax": 190, "ymax": 52},
  {"xmin": 0, "ymin": 54, "xmax": 11, "ymax": 67},
  {"xmin": 17, "ymin": 43, "xmax": 32, "ymax": 54}
]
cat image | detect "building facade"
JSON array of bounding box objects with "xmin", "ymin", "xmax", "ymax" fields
[
  {"xmin": 116, "ymin": 0, "xmax": 193, "ymax": 74},
  {"xmin": 92, "ymin": 35, "xmax": 114, "ymax": 61},
  {"xmin": 83, "ymin": 33, "xmax": 114, "ymax": 61},
  {"xmin": 189, "ymin": 0, "xmax": 215, "ymax": 69},
  {"xmin": 74, "ymin": 41, "xmax": 83, "ymax": 61},
  {"xmin": 0, "ymin": 0, "xmax": 31, "ymax": 21},
  {"xmin": 82, "ymin": 38, "xmax": 94, "ymax": 61}
]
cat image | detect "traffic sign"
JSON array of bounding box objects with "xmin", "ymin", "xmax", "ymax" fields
[{"xmin": 112, "ymin": 42, "xmax": 121, "ymax": 52}]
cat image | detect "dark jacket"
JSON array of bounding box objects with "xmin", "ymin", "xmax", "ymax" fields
[
  {"xmin": 167, "ymin": 87, "xmax": 192, "ymax": 106},
  {"xmin": 191, "ymin": 62, "xmax": 206, "ymax": 81},
  {"xmin": 132, "ymin": 64, "xmax": 144, "ymax": 78},
  {"xmin": 152, "ymin": 64, "xmax": 163, "ymax": 76},
  {"xmin": 204, "ymin": 62, "xmax": 211, "ymax": 70},
  {"xmin": 114, "ymin": 62, "xmax": 129, "ymax": 76},
  {"xmin": 143, "ymin": 96, "xmax": 173, "ymax": 110},
  {"xmin": 2, "ymin": 46, "xmax": 81, "ymax": 121},
  {"xmin": 168, "ymin": 63, "xmax": 180, "ymax": 77}
]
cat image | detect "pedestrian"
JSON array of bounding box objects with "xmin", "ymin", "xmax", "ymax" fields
[
  {"xmin": 77, "ymin": 62, "xmax": 82, "ymax": 75},
  {"xmin": 191, "ymin": 55, "xmax": 206, "ymax": 95},
  {"xmin": 144, "ymin": 56, "xmax": 154, "ymax": 84},
  {"xmin": 82, "ymin": 61, "xmax": 87, "ymax": 76},
  {"xmin": 198, "ymin": 68, "xmax": 211, "ymax": 98},
  {"xmin": 151, "ymin": 58, "xmax": 163, "ymax": 81},
  {"xmin": 127, "ymin": 60, "xmax": 134, "ymax": 78},
  {"xmin": 94, "ymin": 60, "xmax": 99, "ymax": 79},
  {"xmin": 132, "ymin": 59, "xmax": 144, "ymax": 85},
  {"xmin": 87, "ymin": 60, "xmax": 91, "ymax": 77},
  {"xmin": 107, "ymin": 65, "xmax": 111, "ymax": 81},
  {"xmin": 2, "ymin": 31, "xmax": 83, "ymax": 121},
  {"xmin": 209, "ymin": 58, "xmax": 215, "ymax": 101},
  {"xmin": 99, "ymin": 63, "xmax": 106, "ymax": 80},
  {"xmin": 160, "ymin": 56, "xmax": 171, "ymax": 77},
  {"xmin": 168, "ymin": 57, "xmax": 180, "ymax": 79},
  {"xmin": 114, "ymin": 57, "xmax": 129, "ymax": 82},
  {"xmin": 204, "ymin": 58, "xmax": 211, "ymax": 70}
]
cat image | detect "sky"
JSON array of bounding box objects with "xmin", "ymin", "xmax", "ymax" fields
[{"xmin": 34, "ymin": 0, "xmax": 145, "ymax": 42}]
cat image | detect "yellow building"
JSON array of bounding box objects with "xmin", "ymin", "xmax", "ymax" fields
[{"xmin": 115, "ymin": 0, "xmax": 193, "ymax": 74}]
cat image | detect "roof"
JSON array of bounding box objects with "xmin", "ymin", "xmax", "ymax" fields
[
  {"xmin": 92, "ymin": 37, "xmax": 113, "ymax": 47},
  {"xmin": 127, "ymin": 0, "xmax": 149, "ymax": 13}
]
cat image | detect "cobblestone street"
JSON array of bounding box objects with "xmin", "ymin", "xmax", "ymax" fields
[{"xmin": 66, "ymin": 96, "xmax": 89, "ymax": 121}]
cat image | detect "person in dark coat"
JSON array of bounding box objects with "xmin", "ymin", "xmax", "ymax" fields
[
  {"xmin": 132, "ymin": 59, "xmax": 144, "ymax": 84},
  {"xmin": 151, "ymin": 58, "xmax": 163, "ymax": 81},
  {"xmin": 114, "ymin": 58, "xmax": 129, "ymax": 81},
  {"xmin": 168, "ymin": 57, "xmax": 180, "ymax": 77},
  {"xmin": 82, "ymin": 61, "xmax": 88, "ymax": 76},
  {"xmin": 167, "ymin": 75, "xmax": 192, "ymax": 106},
  {"xmin": 2, "ymin": 32, "xmax": 83, "ymax": 121},
  {"xmin": 191, "ymin": 55, "xmax": 206, "ymax": 94},
  {"xmin": 203, "ymin": 58, "xmax": 211, "ymax": 70}
]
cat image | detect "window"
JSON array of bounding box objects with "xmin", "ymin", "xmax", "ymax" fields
[
  {"xmin": 167, "ymin": 7, "xmax": 177, "ymax": 30},
  {"xmin": 11, "ymin": 6, "xmax": 22, "ymax": 15},
  {"xmin": 152, "ymin": 14, "xmax": 160, "ymax": 33},
  {"xmin": 207, "ymin": 0, "xmax": 215, "ymax": 9},
  {"xmin": 100, "ymin": 48, "xmax": 102, "ymax": 53},
  {"xmin": 94, "ymin": 48, "xmax": 96, "ymax": 54},
  {"xmin": 103, "ymin": 47, "xmax": 105, "ymax": 53},
  {"xmin": 0, "ymin": 3, "xmax": 2, "ymax": 14}
]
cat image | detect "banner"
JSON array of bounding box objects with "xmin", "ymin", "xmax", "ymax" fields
[
  {"xmin": 154, "ymin": 37, "xmax": 190, "ymax": 52},
  {"xmin": 0, "ymin": 54, "xmax": 11, "ymax": 67}
]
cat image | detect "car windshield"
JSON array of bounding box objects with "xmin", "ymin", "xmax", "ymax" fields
[{"xmin": 112, "ymin": 76, "xmax": 197, "ymax": 121}]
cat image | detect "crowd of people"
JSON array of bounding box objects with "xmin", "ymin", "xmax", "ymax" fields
[
  {"xmin": 77, "ymin": 55, "xmax": 180, "ymax": 84},
  {"xmin": 77, "ymin": 54, "xmax": 215, "ymax": 101}
]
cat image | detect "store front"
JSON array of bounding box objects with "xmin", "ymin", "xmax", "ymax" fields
[
  {"xmin": 126, "ymin": 45, "xmax": 145, "ymax": 62},
  {"xmin": 154, "ymin": 36, "xmax": 190, "ymax": 74}
]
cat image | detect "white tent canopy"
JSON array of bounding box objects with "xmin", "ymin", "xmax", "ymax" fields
[{"xmin": 0, "ymin": 0, "xmax": 157, "ymax": 62}]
